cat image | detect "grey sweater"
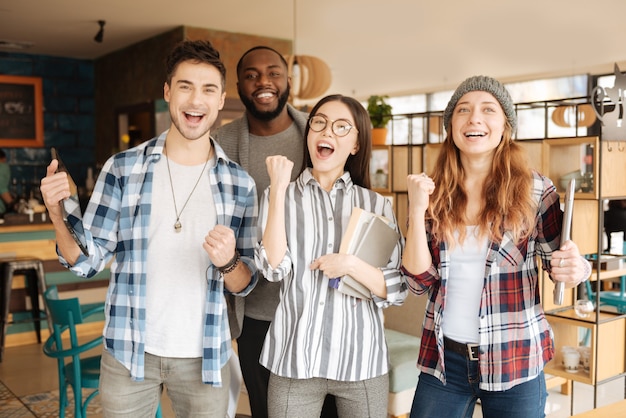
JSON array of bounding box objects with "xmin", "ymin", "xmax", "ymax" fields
[{"xmin": 214, "ymin": 104, "xmax": 308, "ymax": 336}]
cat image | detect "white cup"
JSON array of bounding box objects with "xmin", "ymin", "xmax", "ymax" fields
[
  {"xmin": 561, "ymin": 345, "xmax": 577, "ymax": 354},
  {"xmin": 575, "ymin": 299, "xmax": 594, "ymax": 318},
  {"xmin": 578, "ymin": 346, "xmax": 591, "ymax": 372},
  {"xmin": 563, "ymin": 350, "xmax": 580, "ymax": 372}
]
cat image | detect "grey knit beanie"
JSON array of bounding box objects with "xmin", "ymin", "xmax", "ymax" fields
[{"xmin": 443, "ymin": 75, "xmax": 517, "ymax": 133}]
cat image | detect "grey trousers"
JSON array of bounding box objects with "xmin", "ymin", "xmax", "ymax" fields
[
  {"xmin": 100, "ymin": 350, "xmax": 230, "ymax": 417},
  {"xmin": 268, "ymin": 373, "xmax": 388, "ymax": 418}
]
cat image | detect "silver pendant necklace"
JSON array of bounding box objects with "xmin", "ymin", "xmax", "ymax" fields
[{"xmin": 164, "ymin": 143, "xmax": 211, "ymax": 232}]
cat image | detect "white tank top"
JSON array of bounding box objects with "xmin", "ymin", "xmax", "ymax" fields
[
  {"xmin": 441, "ymin": 226, "xmax": 488, "ymax": 343},
  {"xmin": 145, "ymin": 156, "xmax": 216, "ymax": 358}
]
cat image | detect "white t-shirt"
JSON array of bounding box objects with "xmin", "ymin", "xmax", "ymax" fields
[
  {"xmin": 441, "ymin": 226, "xmax": 488, "ymax": 344},
  {"xmin": 145, "ymin": 156, "xmax": 216, "ymax": 358}
]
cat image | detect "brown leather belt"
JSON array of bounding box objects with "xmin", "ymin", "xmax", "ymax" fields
[{"xmin": 444, "ymin": 336, "xmax": 479, "ymax": 361}]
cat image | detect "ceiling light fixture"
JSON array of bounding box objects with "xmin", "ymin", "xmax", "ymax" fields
[
  {"xmin": 94, "ymin": 20, "xmax": 106, "ymax": 43},
  {"xmin": 285, "ymin": 0, "xmax": 331, "ymax": 101}
]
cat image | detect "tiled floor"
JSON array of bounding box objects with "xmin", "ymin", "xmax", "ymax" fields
[
  {"xmin": 0, "ymin": 338, "xmax": 624, "ymax": 417},
  {"xmin": 0, "ymin": 337, "xmax": 251, "ymax": 417}
]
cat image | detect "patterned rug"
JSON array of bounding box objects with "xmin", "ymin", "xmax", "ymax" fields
[{"xmin": 0, "ymin": 380, "xmax": 102, "ymax": 418}]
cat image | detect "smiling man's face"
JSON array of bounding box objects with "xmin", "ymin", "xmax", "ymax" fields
[
  {"xmin": 164, "ymin": 60, "xmax": 225, "ymax": 141},
  {"xmin": 237, "ymin": 48, "xmax": 290, "ymax": 121}
]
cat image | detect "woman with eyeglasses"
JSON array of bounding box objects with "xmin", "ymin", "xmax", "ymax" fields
[{"xmin": 255, "ymin": 94, "xmax": 407, "ymax": 417}]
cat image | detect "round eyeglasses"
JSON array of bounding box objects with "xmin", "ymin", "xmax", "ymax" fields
[{"xmin": 308, "ymin": 115, "xmax": 358, "ymax": 137}]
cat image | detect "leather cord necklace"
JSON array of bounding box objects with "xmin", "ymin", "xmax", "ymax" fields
[{"xmin": 164, "ymin": 143, "xmax": 211, "ymax": 232}]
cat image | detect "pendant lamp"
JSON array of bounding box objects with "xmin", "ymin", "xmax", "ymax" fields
[
  {"xmin": 285, "ymin": 0, "xmax": 331, "ymax": 100},
  {"xmin": 286, "ymin": 55, "xmax": 332, "ymax": 100}
]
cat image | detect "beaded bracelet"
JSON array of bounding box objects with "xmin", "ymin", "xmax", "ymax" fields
[{"xmin": 218, "ymin": 250, "xmax": 240, "ymax": 275}]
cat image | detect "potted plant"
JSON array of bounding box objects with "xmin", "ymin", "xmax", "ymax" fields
[{"xmin": 367, "ymin": 95, "xmax": 393, "ymax": 145}]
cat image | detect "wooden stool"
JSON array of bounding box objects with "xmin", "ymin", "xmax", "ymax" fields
[{"xmin": 0, "ymin": 258, "xmax": 48, "ymax": 362}]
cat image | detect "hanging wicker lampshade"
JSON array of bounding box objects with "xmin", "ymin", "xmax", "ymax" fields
[
  {"xmin": 286, "ymin": 54, "xmax": 332, "ymax": 100},
  {"xmin": 551, "ymin": 104, "xmax": 596, "ymax": 128}
]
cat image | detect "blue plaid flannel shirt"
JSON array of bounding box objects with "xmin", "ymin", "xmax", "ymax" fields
[{"xmin": 60, "ymin": 131, "xmax": 258, "ymax": 386}]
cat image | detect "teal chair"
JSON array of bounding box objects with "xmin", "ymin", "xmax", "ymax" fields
[
  {"xmin": 42, "ymin": 285, "xmax": 104, "ymax": 418},
  {"xmin": 584, "ymin": 243, "xmax": 626, "ymax": 314},
  {"xmin": 584, "ymin": 278, "xmax": 626, "ymax": 314},
  {"xmin": 43, "ymin": 286, "xmax": 163, "ymax": 418}
]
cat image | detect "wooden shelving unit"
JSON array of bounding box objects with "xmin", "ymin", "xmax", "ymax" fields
[
  {"xmin": 541, "ymin": 130, "xmax": 626, "ymax": 410},
  {"xmin": 545, "ymin": 307, "xmax": 625, "ymax": 384}
]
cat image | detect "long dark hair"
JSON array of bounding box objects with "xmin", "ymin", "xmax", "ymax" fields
[{"xmin": 304, "ymin": 94, "xmax": 372, "ymax": 189}]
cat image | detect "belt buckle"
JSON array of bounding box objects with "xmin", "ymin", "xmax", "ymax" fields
[{"xmin": 467, "ymin": 344, "xmax": 479, "ymax": 361}]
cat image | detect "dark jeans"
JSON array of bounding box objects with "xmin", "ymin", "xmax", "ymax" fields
[
  {"xmin": 410, "ymin": 348, "xmax": 547, "ymax": 418},
  {"xmin": 237, "ymin": 316, "xmax": 338, "ymax": 418}
]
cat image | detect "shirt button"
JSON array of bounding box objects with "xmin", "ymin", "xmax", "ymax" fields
[
  {"xmin": 328, "ymin": 217, "xmax": 333, "ymax": 221},
  {"xmin": 319, "ymin": 302, "xmax": 324, "ymax": 306},
  {"xmin": 328, "ymin": 243, "xmax": 332, "ymax": 248}
]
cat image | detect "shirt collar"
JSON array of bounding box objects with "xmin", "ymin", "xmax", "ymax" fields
[
  {"xmin": 150, "ymin": 130, "xmax": 231, "ymax": 168},
  {"xmin": 297, "ymin": 168, "xmax": 354, "ymax": 192}
]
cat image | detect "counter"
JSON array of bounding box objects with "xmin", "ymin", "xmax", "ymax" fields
[
  {"xmin": 0, "ymin": 222, "xmax": 108, "ymax": 347},
  {"xmin": 0, "ymin": 223, "xmax": 55, "ymax": 233},
  {"xmin": 0, "ymin": 222, "xmax": 57, "ymax": 261},
  {"xmin": 0, "ymin": 221, "xmax": 109, "ymax": 287}
]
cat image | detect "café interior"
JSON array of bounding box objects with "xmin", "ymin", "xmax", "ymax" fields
[{"xmin": 1, "ymin": 1, "xmax": 626, "ymax": 417}]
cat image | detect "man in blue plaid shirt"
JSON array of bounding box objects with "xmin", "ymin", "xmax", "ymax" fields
[{"xmin": 40, "ymin": 40, "xmax": 258, "ymax": 417}]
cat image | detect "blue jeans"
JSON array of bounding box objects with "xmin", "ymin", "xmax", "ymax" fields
[
  {"xmin": 410, "ymin": 349, "xmax": 547, "ymax": 418},
  {"xmin": 99, "ymin": 350, "xmax": 230, "ymax": 417}
]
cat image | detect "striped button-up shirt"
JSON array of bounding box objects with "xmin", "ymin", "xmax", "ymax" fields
[
  {"xmin": 61, "ymin": 132, "xmax": 258, "ymax": 386},
  {"xmin": 403, "ymin": 171, "xmax": 561, "ymax": 391},
  {"xmin": 256, "ymin": 169, "xmax": 407, "ymax": 382}
]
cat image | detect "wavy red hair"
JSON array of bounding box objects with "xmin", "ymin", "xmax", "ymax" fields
[{"xmin": 426, "ymin": 122, "xmax": 536, "ymax": 246}]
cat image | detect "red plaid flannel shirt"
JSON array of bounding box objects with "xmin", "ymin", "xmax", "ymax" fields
[{"xmin": 402, "ymin": 172, "xmax": 562, "ymax": 391}]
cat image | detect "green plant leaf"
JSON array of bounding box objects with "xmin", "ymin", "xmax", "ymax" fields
[{"xmin": 367, "ymin": 95, "xmax": 393, "ymax": 128}]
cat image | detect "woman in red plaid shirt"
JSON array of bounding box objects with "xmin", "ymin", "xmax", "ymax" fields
[{"xmin": 402, "ymin": 76, "xmax": 591, "ymax": 418}]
